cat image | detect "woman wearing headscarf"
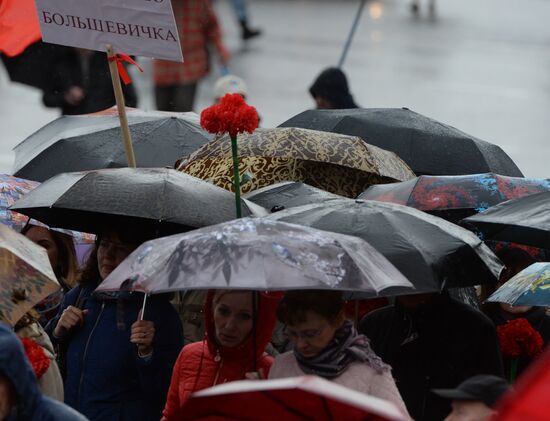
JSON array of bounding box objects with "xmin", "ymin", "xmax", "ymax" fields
[{"xmin": 161, "ymin": 290, "xmax": 280, "ymax": 420}]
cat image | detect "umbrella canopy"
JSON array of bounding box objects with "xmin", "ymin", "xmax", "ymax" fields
[
  {"xmin": 0, "ymin": 224, "xmax": 58, "ymax": 326},
  {"xmin": 178, "ymin": 127, "xmax": 415, "ymax": 198},
  {"xmin": 177, "ymin": 375, "xmax": 406, "ymax": 421},
  {"xmin": 487, "ymin": 262, "xmax": 550, "ymax": 307},
  {"xmin": 268, "ymin": 199, "xmax": 503, "ymax": 291},
  {"xmin": 244, "ymin": 181, "xmax": 343, "ymax": 212},
  {"xmin": 360, "ymin": 173, "xmax": 550, "ymax": 223},
  {"xmin": 10, "ymin": 168, "xmax": 267, "ymax": 235},
  {"xmin": 279, "ymin": 108, "xmax": 523, "ymax": 177},
  {"xmin": 493, "ymin": 347, "xmax": 550, "ymax": 421},
  {"xmin": 12, "ymin": 109, "xmax": 212, "ymax": 182},
  {"xmin": 96, "ymin": 218, "xmax": 413, "ymax": 297},
  {"xmin": 462, "ymin": 191, "xmax": 550, "ymax": 249},
  {"xmin": 0, "ymin": 174, "xmax": 39, "ymax": 231}
]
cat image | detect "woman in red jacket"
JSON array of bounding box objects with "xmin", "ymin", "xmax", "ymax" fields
[{"xmin": 161, "ymin": 289, "xmax": 279, "ymax": 420}]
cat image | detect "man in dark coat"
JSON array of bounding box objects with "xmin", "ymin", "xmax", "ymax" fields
[
  {"xmin": 359, "ymin": 292, "xmax": 504, "ymax": 421},
  {"xmin": 42, "ymin": 46, "xmax": 137, "ymax": 115},
  {"xmin": 0, "ymin": 322, "xmax": 88, "ymax": 421}
]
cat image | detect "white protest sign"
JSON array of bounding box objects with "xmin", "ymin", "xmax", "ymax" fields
[{"xmin": 34, "ymin": 0, "xmax": 183, "ymax": 62}]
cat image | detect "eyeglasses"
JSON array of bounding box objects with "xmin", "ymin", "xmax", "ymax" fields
[{"xmin": 283, "ymin": 325, "xmax": 325, "ymax": 342}]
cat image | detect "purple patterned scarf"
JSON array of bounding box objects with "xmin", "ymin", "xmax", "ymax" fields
[{"xmin": 294, "ymin": 320, "xmax": 389, "ymax": 379}]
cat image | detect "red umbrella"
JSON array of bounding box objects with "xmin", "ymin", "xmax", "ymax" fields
[
  {"xmin": 493, "ymin": 347, "xmax": 550, "ymax": 421},
  {"xmin": 176, "ymin": 375, "xmax": 407, "ymax": 421},
  {"xmin": 0, "ymin": 0, "xmax": 41, "ymax": 57}
]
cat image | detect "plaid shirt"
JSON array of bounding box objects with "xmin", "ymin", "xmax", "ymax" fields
[{"xmin": 154, "ymin": 0, "xmax": 226, "ymax": 85}]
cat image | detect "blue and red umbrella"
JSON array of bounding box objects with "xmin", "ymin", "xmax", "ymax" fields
[{"xmin": 360, "ymin": 173, "xmax": 550, "ymax": 223}]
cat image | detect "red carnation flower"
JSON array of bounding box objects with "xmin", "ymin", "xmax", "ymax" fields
[
  {"xmin": 497, "ymin": 318, "xmax": 543, "ymax": 359},
  {"xmin": 200, "ymin": 93, "xmax": 259, "ymax": 138},
  {"xmin": 19, "ymin": 337, "xmax": 50, "ymax": 379}
]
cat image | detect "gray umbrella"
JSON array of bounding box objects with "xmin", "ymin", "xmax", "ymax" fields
[
  {"xmin": 10, "ymin": 168, "xmax": 266, "ymax": 235},
  {"xmin": 96, "ymin": 218, "xmax": 414, "ymax": 297},
  {"xmin": 12, "ymin": 110, "xmax": 212, "ymax": 182},
  {"xmin": 243, "ymin": 182, "xmax": 343, "ymax": 213},
  {"xmin": 279, "ymin": 108, "xmax": 523, "ymax": 177},
  {"xmin": 268, "ymin": 199, "xmax": 503, "ymax": 291},
  {"xmin": 462, "ymin": 191, "xmax": 550, "ymax": 249}
]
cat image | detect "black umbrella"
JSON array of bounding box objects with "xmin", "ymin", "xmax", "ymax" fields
[
  {"xmin": 243, "ymin": 182, "xmax": 343, "ymax": 213},
  {"xmin": 268, "ymin": 199, "xmax": 503, "ymax": 291},
  {"xmin": 279, "ymin": 108, "xmax": 523, "ymax": 177},
  {"xmin": 12, "ymin": 110, "xmax": 212, "ymax": 182},
  {"xmin": 10, "ymin": 168, "xmax": 267, "ymax": 235},
  {"xmin": 462, "ymin": 191, "xmax": 550, "ymax": 249}
]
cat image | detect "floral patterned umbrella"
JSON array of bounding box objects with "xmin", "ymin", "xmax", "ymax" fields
[
  {"xmin": 178, "ymin": 128, "xmax": 415, "ymax": 198},
  {"xmin": 359, "ymin": 173, "xmax": 550, "ymax": 223},
  {"xmin": 0, "ymin": 224, "xmax": 58, "ymax": 326},
  {"xmin": 487, "ymin": 262, "xmax": 550, "ymax": 307},
  {"xmin": 0, "ymin": 174, "xmax": 39, "ymax": 231}
]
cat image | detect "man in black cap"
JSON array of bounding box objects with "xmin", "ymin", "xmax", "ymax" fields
[{"xmin": 433, "ymin": 375, "xmax": 511, "ymax": 421}]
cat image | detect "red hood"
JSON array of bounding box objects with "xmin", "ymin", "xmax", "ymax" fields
[{"xmin": 203, "ymin": 290, "xmax": 281, "ymax": 362}]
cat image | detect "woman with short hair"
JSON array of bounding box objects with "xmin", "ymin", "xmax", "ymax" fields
[{"xmin": 269, "ymin": 290, "xmax": 409, "ymax": 417}]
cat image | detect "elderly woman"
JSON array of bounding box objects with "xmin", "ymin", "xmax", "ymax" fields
[
  {"xmin": 46, "ymin": 226, "xmax": 183, "ymax": 421},
  {"xmin": 269, "ymin": 290, "xmax": 409, "ymax": 417},
  {"xmin": 161, "ymin": 290, "xmax": 280, "ymax": 420}
]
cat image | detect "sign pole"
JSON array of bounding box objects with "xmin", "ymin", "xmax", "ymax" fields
[{"xmin": 106, "ymin": 44, "xmax": 136, "ymax": 167}]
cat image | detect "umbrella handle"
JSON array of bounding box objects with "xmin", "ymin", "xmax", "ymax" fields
[{"xmin": 140, "ymin": 293, "xmax": 148, "ymax": 321}]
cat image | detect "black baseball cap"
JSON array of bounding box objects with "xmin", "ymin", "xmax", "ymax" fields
[{"xmin": 432, "ymin": 375, "xmax": 511, "ymax": 408}]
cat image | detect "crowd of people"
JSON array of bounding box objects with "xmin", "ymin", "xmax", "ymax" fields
[
  {"xmin": 1, "ymin": 1, "xmax": 548, "ymax": 421},
  {"xmin": 0, "ymin": 214, "xmax": 548, "ymax": 420}
]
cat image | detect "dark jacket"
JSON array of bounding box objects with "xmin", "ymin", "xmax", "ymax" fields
[
  {"xmin": 488, "ymin": 306, "xmax": 550, "ymax": 379},
  {"xmin": 46, "ymin": 284, "xmax": 183, "ymax": 421},
  {"xmin": 359, "ymin": 293, "xmax": 504, "ymax": 421},
  {"xmin": 42, "ymin": 46, "xmax": 137, "ymax": 115},
  {"xmin": 0, "ymin": 322, "xmax": 88, "ymax": 421}
]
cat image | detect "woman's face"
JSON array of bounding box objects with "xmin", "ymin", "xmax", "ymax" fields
[
  {"xmin": 25, "ymin": 226, "xmax": 60, "ymax": 272},
  {"xmin": 97, "ymin": 232, "xmax": 137, "ymax": 280},
  {"xmin": 213, "ymin": 292, "xmax": 253, "ymax": 348},
  {"xmin": 285, "ymin": 311, "xmax": 342, "ymax": 358}
]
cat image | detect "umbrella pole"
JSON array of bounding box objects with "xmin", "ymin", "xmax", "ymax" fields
[
  {"xmin": 106, "ymin": 44, "xmax": 137, "ymax": 168},
  {"xmin": 338, "ymin": 0, "xmax": 367, "ymax": 68},
  {"xmin": 230, "ymin": 135, "xmax": 243, "ymax": 218},
  {"xmin": 140, "ymin": 293, "xmax": 148, "ymax": 321}
]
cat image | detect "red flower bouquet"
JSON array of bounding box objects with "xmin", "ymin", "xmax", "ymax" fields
[
  {"xmin": 20, "ymin": 337, "xmax": 50, "ymax": 379},
  {"xmin": 200, "ymin": 93, "xmax": 259, "ymax": 217},
  {"xmin": 497, "ymin": 318, "xmax": 543, "ymax": 382}
]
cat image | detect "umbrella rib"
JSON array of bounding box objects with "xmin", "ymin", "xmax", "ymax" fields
[
  {"xmin": 261, "ymin": 390, "xmax": 316, "ymax": 421},
  {"xmin": 319, "ymin": 396, "xmax": 334, "ymax": 421}
]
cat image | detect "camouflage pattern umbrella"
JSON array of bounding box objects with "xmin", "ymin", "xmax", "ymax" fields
[
  {"xmin": 178, "ymin": 128, "xmax": 415, "ymax": 198},
  {"xmin": 0, "ymin": 224, "xmax": 58, "ymax": 326}
]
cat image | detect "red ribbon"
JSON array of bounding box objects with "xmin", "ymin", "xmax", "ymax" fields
[{"xmin": 108, "ymin": 53, "xmax": 144, "ymax": 85}]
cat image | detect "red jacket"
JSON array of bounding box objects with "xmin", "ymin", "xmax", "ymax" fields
[{"xmin": 161, "ymin": 291, "xmax": 280, "ymax": 420}]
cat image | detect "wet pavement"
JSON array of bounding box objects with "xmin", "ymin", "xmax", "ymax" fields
[{"xmin": 1, "ymin": 0, "xmax": 549, "ymax": 177}]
